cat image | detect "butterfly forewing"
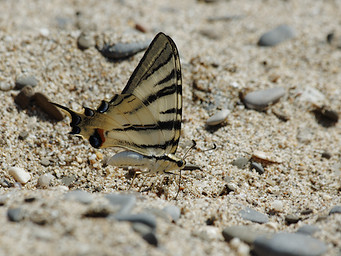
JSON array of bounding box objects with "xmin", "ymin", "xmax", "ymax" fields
[{"xmin": 120, "ymin": 33, "xmax": 182, "ymax": 155}]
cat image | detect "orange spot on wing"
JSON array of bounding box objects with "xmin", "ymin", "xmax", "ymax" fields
[{"xmin": 97, "ymin": 129, "xmax": 106, "ymax": 145}]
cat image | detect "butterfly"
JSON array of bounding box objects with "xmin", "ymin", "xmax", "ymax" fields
[{"xmin": 53, "ymin": 32, "xmax": 188, "ymax": 176}]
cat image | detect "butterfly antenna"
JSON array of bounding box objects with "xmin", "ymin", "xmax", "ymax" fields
[{"xmin": 183, "ymin": 140, "xmax": 197, "ymax": 159}]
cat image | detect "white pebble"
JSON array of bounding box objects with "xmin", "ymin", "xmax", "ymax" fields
[
  {"xmin": 8, "ymin": 167, "xmax": 31, "ymax": 184},
  {"xmin": 206, "ymin": 109, "xmax": 230, "ymax": 126},
  {"xmin": 271, "ymin": 200, "xmax": 284, "ymax": 212},
  {"xmin": 0, "ymin": 82, "xmax": 14, "ymax": 91},
  {"xmin": 37, "ymin": 173, "xmax": 54, "ymax": 188}
]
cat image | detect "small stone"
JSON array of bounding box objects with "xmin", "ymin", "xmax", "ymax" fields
[
  {"xmin": 15, "ymin": 75, "xmax": 38, "ymax": 89},
  {"xmin": 231, "ymin": 157, "xmax": 249, "ymax": 169},
  {"xmin": 297, "ymin": 127, "xmax": 314, "ymax": 144},
  {"xmin": 77, "ymin": 31, "xmax": 95, "ymax": 50},
  {"xmin": 37, "ymin": 173, "xmax": 54, "ymax": 188},
  {"xmin": 250, "ymin": 162, "xmax": 265, "ymax": 174},
  {"xmin": 40, "ymin": 157, "xmax": 50, "ymax": 166},
  {"xmin": 285, "ymin": 214, "xmax": 300, "ymax": 224},
  {"xmin": 64, "ymin": 190, "xmax": 94, "ymax": 204},
  {"xmin": 298, "ymin": 87, "xmax": 325, "ymax": 107},
  {"xmin": 297, "ymin": 225, "xmax": 319, "ymax": 236},
  {"xmin": 105, "ymin": 194, "xmax": 136, "ymax": 216},
  {"xmin": 162, "ymin": 205, "xmax": 181, "ymax": 222},
  {"xmin": 321, "ymin": 151, "xmax": 331, "ymax": 159},
  {"xmin": 329, "ymin": 205, "xmax": 341, "ymax": 215},
  {"xmin": 258, "ymin": 24, "xmax": 295, "ymax": 46},
  {"xmin": 61, "ymin": 175, "xmax": 75, "ymax": 186},
  {"xmin": 254, "ymin": 232, "xmax": 327, "ymax": 256},
  {"xmin": 97, "ymin": 40, "xmax": 151, "ymax": 60},
  {"xmin": 115, "ymin": 213, "xmax": 157, "ymax": 230},
  {"xmin": 239, "ymin": 207, "xmax": 269, "ymax": 224},
  {"xmin": 0, "ymin": 82, "xmax": 14, "ymax": 91},
  {"xmin": 32, "ymin": 92, "xmax": 64, "ymax": 121},
  {"xmin": 206, "ymin": 109, "xmax": 230, "ymax": 126},
  {"xmin": 326, "ymin": 31, "xmax": 341, "ymax": 49},
  {"xmin": 8, "ymin": 167, "xmax": 31, "ymax": 184},
  {"xmin": 18, "ymin": 131, "xmax": 29, "ymax": 140},
  {"xmin": 14, "ymin": 86, "xmax": 34, "ymax": 109},
  {"xmin": 312, "ymin": 106, "xmax": 339, "ymax": 127},
  {"xmin": 270, "ymin": 200, "xmax": 284, "ymax": 212},
  {"xmin": 222, "ymin": 226, "xmax": 269, "ymax": 244},
  {"xmin": 243, "ymin": 87, "xmax": 286, "ymax": 110},
  {"xmin": 7, "ymin": 207, "xmax": 24, "ymax": 222},
  {"xmin": 252, "ymin": 150, "xmax": 281, "ymax": 164}
]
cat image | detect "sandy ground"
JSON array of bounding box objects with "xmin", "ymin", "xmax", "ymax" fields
[{"xmin": 0, "ymin": 0, "xmax": 340, "ymax": 255}]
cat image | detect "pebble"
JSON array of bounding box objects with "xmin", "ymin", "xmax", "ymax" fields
[
  {"xmin": 0, "ymin": 82, "xmax": 14, "ymax": 91},
  {"xmin": 312, "ymin": 106, "xmax": 339, "ymax": 127},
  {"xmin": 258, "ymin": 24, "xmax": 295, "ymax": 46},
  {"xmin": 239, "ymin": 207, "xmax": 269, "ymax": 224},
  {"xmin": 326, "ymin": 31, "xmax": 341, "ymax": 49},
  {"xmin": 329, "ymin": 205, "xmax": 341, "ymax": 215},
  {"xmin": 252, "ymin": 150, "xmax": 281, "ymax": 164},
  {"xmin": 37, "ymin": 173, "xmax": 54, "ymax": 188},
  {"xmin": 162, "ymin": 205, "xmax": 181, "ymax": 222},
  {"xmin": 250, "ymin": 162, "xmax": 265, "ymax": 174},
  {"xmin": 296, "ymin": 225, "xmax": 319, "ymax": 236},
  {"xmin": 105, "ymin": 194, "xmax": 136, "ymax": 216},
  {"xmin": 270, "ymin": 200, "xmax": 284, "ymax": 212},
  {"xmin": 114, "ymin": 213, "xmax": 157, "ymax": 230},
  {"xmin": 32, "ymin": 92, "xmax": 64, "ymax": 121},
  {"xmin": 296, "ymin": 127, "xmax": 314, "ymax": 144},
  {"xmin": 7, "ymin": 207, "xmax": 24, "ymax": 222},
  {"xmin": 8, "ymin": 167, "xmax": 31, "ymax": 184},
  {"xmin": 231, "ymin": 157, "xmax": 249, "ymax": 169},
  {"xmin": 14, "ymin": 86, "xmax": 35, "ymax": 109},
  {"xmin": 222, "ymin": 225, "xmax": 267, "ymax": 244},
  {"xmin": 206, "ymin": 109, "xmax": 230, "ymax": 126},
  {"xmin": 321, "ymin": 151, "xmax": 332, "ymax": 159},
  {"xmin": 285, "ymin": 214, "xmax": 301, "ymax": 224},
  {"xmin": 18, "ymin": 131, "xmax": 29, "ymax": 140},
  {"xmin": 254, "ymin": 232, "xmax": 327, "ymax": 256},
  {"xmin": 40, "ymin": 157, "xmax": 50, "ymax": 166},
  {"xmin": 243, "ymin": 87, "xmax": 286, "ymax": 110},
  {"xmin": 64, "ymin": 190, "xmax": 94, "ymax": 204},
  {"xmin": 77, "ymin": 31, "xmax": 95, "ymax": 50},
  {"xmin": 298, "ymin": 87, "xmax": 325, "ymax": 107},
  {"xmin": 15, "ymin": 75, "xmax": 38, "ymax": 89},
  {"xmin": 61, "ymin": 175, "xmax": 75, "ymax": 186},
  {"xmin": 98, "ymin": 40, "xmax": 150, "ymax": 60}
]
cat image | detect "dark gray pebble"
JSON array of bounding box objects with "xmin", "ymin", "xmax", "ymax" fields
[
  {"xmin": 14, "ymin": 86, "xmax": 35, "ymax": 109},
  {"xmin": 15, "ymin": 75, "xmax": 38, "ymax": 89},
  {"xmin": 258, "ymin": 24, "xmax": 295, "ymax": 47},
  {"xmin": 105, "ymin": 194, "xmax": 136, "ymax": 216},
  {"xmin": 7, "ymin": 207, "xmax": 24, "ymax": 222},
  {"xmin": 312, "ymin": 106, "xmax": 339, "ymax": 127},
  {"xmin": 114, "ymin": 213, "xmax": 156, "ymax": 230},
  {"xmin": 254, "ymin": 232, "xmax": 327, "ymax": 256},
  {"xmin": 162, "ymin": 205, "xmax": 181, "ymax": 222},
  {"xmin": 98, "ymin": 40, "xmax": 151, "ymax": 60},
  {"xmin": 296, "ymin": 225, "xmax": 319, "ymax": 236},
  {"xmin": 243, "ymin": 87, "xmax": 286, "ymax": 110},
  {"xmin": 83, "ymin": 204, "xmax": 112, "ymax": 218},
  {"xmin": 251, "ymin": 162, "xmax": 265, "ymax": 174},
  {"xmin": 231, "ymin": 157, "xmax": 249, "ymax": 169},
  {"xmin": 222, "ymin": 225, "xmax": 268, "ymax": 244},
  {"xmin": 61, "ymin": 175, "xmax": 75, "ymax": 186},
  {"xmin": 285, "ymin": 214, "xmax": 300, "ymax": 225},
  {"xmin": 239, "ymin": 207, "xmax": 269, "ymax": 224},
  {"xmin": 64, "ymin": 190, "xmax": 94, "ymax": 204},
  {"xmin": 329, "ymin": 205, "xmax": 341, "ymax": 215}
]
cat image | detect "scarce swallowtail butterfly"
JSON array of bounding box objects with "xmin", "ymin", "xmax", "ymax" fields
[{"xmin": 54, "ymin": 32, "xmax": 187, "ymax": 175}]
